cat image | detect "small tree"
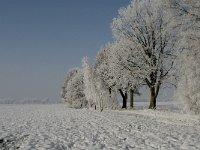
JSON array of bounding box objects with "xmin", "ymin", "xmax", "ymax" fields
[
  {"xmin": 109, "ymin": 41, "xmax": 142, "ymax": 109},
  {"xmin": 95, "ymin": 43, "xmax": 139, "ymax": 109},
  {"xmin": 82, "ymin": 57, "xmax": 118, "ymax": 111},
  {"xmin": 94, "ymin": 43, "xmax": 116, "ymax": 96},
  {"xmin": 95, "ymin": 44, "xmax": 133, "ymax": 109},
  {"xmin": 61, "ymin": 68, "xmax": 79, "ymax": 100},
  {"xmin": 61, "ymin": 68, "xmax": 88, "ymax": 108}
]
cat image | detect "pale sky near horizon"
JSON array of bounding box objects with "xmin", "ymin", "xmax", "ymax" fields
[{"xmin": 0, "ymin": 0, "xmax": 130, "ymax": 101}]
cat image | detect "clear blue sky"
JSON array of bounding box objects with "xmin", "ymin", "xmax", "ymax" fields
[{"xmin": 0, "ymin": 0, "xmax": 130, "ymax": 101}]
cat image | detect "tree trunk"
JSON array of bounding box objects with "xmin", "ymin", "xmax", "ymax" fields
[
  {"xmin": 100, "ymin": 100, "xmax": 103, "ymax": 112},
  {"xmin": 130, "ymin": 89, "xmax": 134, "ymax": 108},
  {"xmin": 118, "ymin": 89, "xmax": 127, "ymax": 109},
  {"xmin": 109, "ymin": 87, "xmax": 112, "ymax": 94},
  {"xmin": 109, "ymin": 87, "xmax": 112, "ymax": 97},
  {"xmin": 149, "ymin": 86, "xmax": 156, "ymax": 109}
]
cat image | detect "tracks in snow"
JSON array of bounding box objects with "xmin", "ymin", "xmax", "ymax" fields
[{"xmin": 0, "ymin": 104, "xmax": 200, "ymax": 150}]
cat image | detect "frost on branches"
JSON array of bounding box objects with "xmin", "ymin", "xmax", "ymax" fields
[
  {"xmin": 94, "ymin": 44, "xmax": 133, "ymax": 109},
  {"xmin": 107, "ymin": 42, "xmax": 141, "ymax": 108},
  {"xmin": 82, "ymin": 57, "xmax": 118, "ymax": 111},
  {"xmin": 94, "ymin": 43, "xmax": 116, "ymax": 92},
  {"xmin": 111, "ymin": 0, "xmax": 177, "ymax": 109},
  {"xmin": 176, "ymin": 52, "xmax": 200, "ymax": 115},
  {"xmin": 60, "ymin": 0, "xmax": 200, "ymax": 113},
  {"xmin": 61, "ymin": 68, "xmax": 88, "ymax": 109},
  {"xmin": 169, "ymin": 0, "xmax": 200, "ymax": 114}
]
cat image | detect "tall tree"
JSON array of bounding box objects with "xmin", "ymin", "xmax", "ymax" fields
[
  {"xmin": 169, "ymin": 0, "xmax": 200, "ymax": 114},
  {"xmin": 112, "ymin": 0, "xmax": 178, "ymax": 109}
]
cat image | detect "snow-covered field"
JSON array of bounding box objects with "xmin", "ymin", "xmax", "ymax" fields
[{"xmin": 0, "ymin": 104, "xmax": 200, "ymax": 150}]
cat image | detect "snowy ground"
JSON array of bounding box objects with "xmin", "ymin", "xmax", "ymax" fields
[{"xmin": 0, "ymin": 104, "xmax": 200, "ymax": 150}]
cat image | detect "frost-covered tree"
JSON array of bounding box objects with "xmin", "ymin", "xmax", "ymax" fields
[
  {"xmin": 108, "ymin": 41, "xmax": 141, "ymax": 109},
  {"xmin": 82, "ymin": 58, "xmax": 97, "ymax": 108},
  {"xmin": 94, "ymin": 43, "xmax": 115, "ymax": 95},
  {"xmin": 175, "ymin": 53, "xmax": 200, "ymax": 115},
  {"xmin": 61, "ymin": 68, "xmax": 88, "ymax": 108},
  {"xmin": 95, "ymin": 44, "xmax": 127, "ymax": 108},
  {"xmin": 112, "ymin": 0, "xmax": 178, "ymax": 109},
  {"xmin": 169, "ymin": 0, "xmax": 200, "ymax": 114},
  {"xmin": 95, "ymin": 43, "xmax": 140, "ymax": 109},
  {"xmin": 61, "ymin": 68, "xmax": 78, "ymax": 100},
  {"xmin": 168, "ymin": 0, "xmax": 200, "ymax": 21},
  {"xmin": 82, "ymin": 57, "xmax": 118, "ymax": 111}
]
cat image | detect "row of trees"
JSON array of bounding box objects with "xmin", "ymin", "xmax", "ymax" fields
[
  {"xmin": 61, "ymin": 58, "xmax": 118, "ymax": 110},
  {"xmin": 61, "ymin": 0, "xmax": 200, "ymax": 114}
]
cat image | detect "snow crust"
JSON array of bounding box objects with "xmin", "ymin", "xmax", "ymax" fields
[{"xmin": 0, "ymin": 104, "xmax": 200, "ymax": 149}]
